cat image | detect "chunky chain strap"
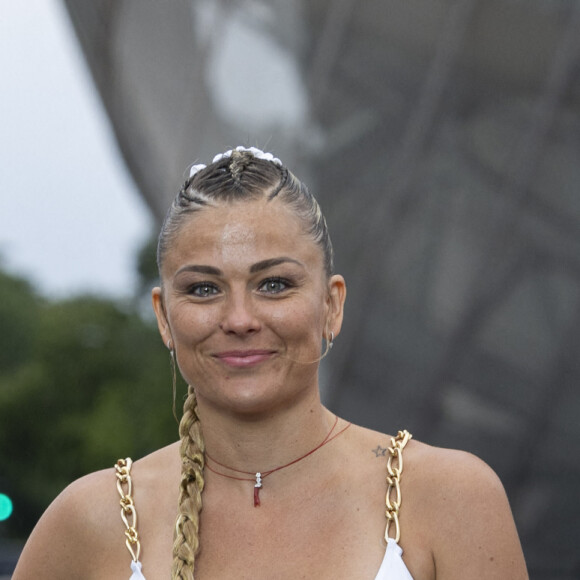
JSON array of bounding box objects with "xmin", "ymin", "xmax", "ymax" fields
[
  {"xmin": 385, "ymin": 430, "xmax": 413, "ymax": 544},
  {"xmin": 115, "ymin": 458, "xmax": 141, "ymax": 562},
  {"xmin": 113, "ymin": 433, "xmax": 410, "ymax": 564}
]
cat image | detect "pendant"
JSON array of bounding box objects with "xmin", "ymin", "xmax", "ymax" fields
[{"xmin": 254, "ymin": 472, "xmax": 262, "ymax": 507}]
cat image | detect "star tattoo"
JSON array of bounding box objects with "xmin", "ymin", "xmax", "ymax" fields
[{"xmin": 372, "ymin": 445, "xmax": 387, "ymax": 457}]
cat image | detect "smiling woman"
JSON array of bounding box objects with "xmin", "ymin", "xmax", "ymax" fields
[
  {"xmin": 152, "ymin": 195, "xmax": 343, "ymax": 417},
  {"xmin": 12, "ymin": 147, "xmax": 529, "ymax": 580}
]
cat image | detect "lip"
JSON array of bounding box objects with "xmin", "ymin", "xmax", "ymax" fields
[{"xmin": 212, "ymin": 350, "xmax": 276, "ymax": 368}]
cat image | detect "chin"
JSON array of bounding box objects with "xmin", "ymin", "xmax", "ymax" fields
[{"xmin": 201, "ymin": 379, "xmax": 306, "ymax": 418}]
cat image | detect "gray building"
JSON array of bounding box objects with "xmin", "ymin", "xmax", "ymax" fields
[{"xmin": 64, "ymin": 1, "xmax": 580, "ymax": 577}]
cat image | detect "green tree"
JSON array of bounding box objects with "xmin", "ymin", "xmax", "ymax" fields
[{"xmin": 0, "ymin": 265, "xmax": 185, "ymax": 539}]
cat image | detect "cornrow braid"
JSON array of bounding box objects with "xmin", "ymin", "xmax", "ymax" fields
[
  {"xmin": 158, "ymin": 147, "xmax": 334, "ymax": 278},
  {"xmin": 157, "ymin": 146, "xmax": 336, "ymax": 576},
  {"xmin": 267, "ymin": 166, "xmax": 289, "ymax": 200},
  {"xmin": 229, "ymin": 149, "xmax": 252, "ymax": 185},
  {"xmin": 172, "ymin": 386, "xmax": 205, "ymax": 579}
]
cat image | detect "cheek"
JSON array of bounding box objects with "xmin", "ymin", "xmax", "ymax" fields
[
  {"xmin": 270, "ymin": 300, "xmax": 326, "ymax": 343},
  {"xmin": 169, "ymin": 305, "xmax": 216, "ymax": 345},
  {"xmin": 169, "ymin": 308, "xmax": 218, "ymax": 385}
]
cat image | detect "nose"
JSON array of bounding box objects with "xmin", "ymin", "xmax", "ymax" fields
[{"xmin": 219, "ymin": 290, "xmax": 261, "ymax": 336}]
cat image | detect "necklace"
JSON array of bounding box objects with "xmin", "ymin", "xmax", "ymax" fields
[{"xmin": 205, "ymin": 416, "xmax": 352, "ymax": 506}]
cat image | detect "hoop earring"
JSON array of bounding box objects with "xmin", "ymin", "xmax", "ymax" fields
[{"xmin": 322, "ymin": 330, "xmax": 334, "ymax": 358}]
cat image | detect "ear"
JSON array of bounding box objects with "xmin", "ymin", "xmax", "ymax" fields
[
  {"xmin": 152, "ymin": 286, "xmax": 173, "ymax": 349},
  {"xmin": 326, "ymin": 274, "xmax": 346, "ymax": 338}
]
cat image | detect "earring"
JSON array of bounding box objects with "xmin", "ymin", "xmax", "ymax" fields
[
  {"xmin": 167, "ymin": 340, "xmax": 178, "ymax": 423},
  {"xmin": 326, "ymin": 330, "xmax": 334, "ymax": 352}
]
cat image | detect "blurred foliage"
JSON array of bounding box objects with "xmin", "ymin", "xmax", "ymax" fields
[
  {"xmin": 137, "ymin": 234, "xmax": 160, "ymax": 294},
  {"xmin": 0, "ymin": 259, "xmax": 186, "ymax": 539}
]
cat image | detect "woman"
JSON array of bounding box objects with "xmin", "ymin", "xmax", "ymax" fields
[{"xmin": 13, "ymin": 146, "xmax": 528, "ymax": 579}]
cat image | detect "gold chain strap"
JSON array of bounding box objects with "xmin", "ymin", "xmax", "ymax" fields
[
  {"xmin": 115, "ymin": 458, "xmax": 141, "ymax": 562},
  {"xmin": 385, "ymin": 429, "xmax": 412, "ymax": 544}
]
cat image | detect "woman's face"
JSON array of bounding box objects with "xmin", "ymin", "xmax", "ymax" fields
[{"xmin": 152, "ymin": 197, "xmax": 346, "ymax": 416}]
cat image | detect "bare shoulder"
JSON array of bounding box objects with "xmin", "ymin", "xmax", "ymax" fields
[
  {"xmin": 13, "ymin": 442, "xmax": 180, "ymax": 580},
  {"xmin": 405, "ymin": 438, "xmax": 505, "ymax": 495},
  {"xmin": 343, "ymin": 424, "xmax": 508, "ymax": 500},
  {"xmin": 402, "ymin": 438, "xmax": 529, "ymax": 580},
  {"xmin": 12, "ymin": 467, "xmax": 120, "ymax": 580}
]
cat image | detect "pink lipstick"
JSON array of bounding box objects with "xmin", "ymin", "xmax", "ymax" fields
[{"xmin": 213, "ymin": 350, "xmax": 275, "ymax": 368}]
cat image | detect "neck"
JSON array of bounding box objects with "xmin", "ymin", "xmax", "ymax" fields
[{"xmin": 197, "ymin": 393, "xmax": 334, "ymax": 473}]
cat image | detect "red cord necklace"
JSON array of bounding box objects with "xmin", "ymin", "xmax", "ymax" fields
[{"xmin": 205, "ymin": 416, "xmax": 351, "ymax": 507}]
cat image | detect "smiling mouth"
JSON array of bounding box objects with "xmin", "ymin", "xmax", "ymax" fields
[{"xmin": 213, "ymin": 350, "xmax": 276, "ymax": 368}]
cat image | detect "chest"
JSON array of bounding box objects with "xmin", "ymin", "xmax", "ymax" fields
[{"xmin": 192, "ymin": 479, "xmax": 388, "ymax": 580}]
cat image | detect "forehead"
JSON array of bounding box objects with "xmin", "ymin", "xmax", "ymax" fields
[{"xmin": 163, "ymin": 198, "xmax": 323, "ymax": 273}]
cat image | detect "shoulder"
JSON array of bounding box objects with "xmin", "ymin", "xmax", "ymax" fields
[
  {"xmin": 345, "ymin": 426, "xmax": 527, "ymax": 578},
  {"xmin": 337, "ymin": 424, "xmax": 509, "ymax": 506},
  {"xmin": 347, "ymin": 427, "xmax": 507, "ymax": 526},
  {"xmin": 405, "ymin": 438, "xmax": 505, "ymax": 499},
  {"xmin": 13, "ymin": 443, "xmax": 180, "ymax": 580},
  {"xmin": 39, "ymin": 467, "xmax": 118, "ymax": 541},
  {"xmin": 12, "ymin": 467, "xmax": 121, "ymax": 580},
  {"xmin": 402, "ymin": 438, "xmax": 529, "ymax": 579},
  {"xmin": 403, "ymin": 440, "xmax": 510, "ymax": 536}
]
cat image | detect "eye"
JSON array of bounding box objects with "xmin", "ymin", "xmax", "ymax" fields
[
  {"xmin": 258, "ymin": 277, "xmax": 290, "ymax": 294},
  {"xmin": 189, "ymin": 282, "xmax": 219, "ymax": 298}
]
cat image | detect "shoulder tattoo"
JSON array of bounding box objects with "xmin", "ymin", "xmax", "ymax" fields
[{"xmin": 372, "ymin": 445, "xmax": 387, "ymax": 457}]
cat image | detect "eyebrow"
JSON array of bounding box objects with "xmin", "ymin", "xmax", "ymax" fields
[
  {"xmin": 175, "ymin": 257, "xmax": 304, "ymax": 277},
  {"xmin": 249, "ymin": 257, "xmax": 304, "ymax": 273},
  {"xmin": 176, "ymin": 264, "xmax": 222, "ymax": 276}
]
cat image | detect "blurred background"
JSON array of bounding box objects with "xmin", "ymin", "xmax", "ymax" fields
[{"xmin": 1, "ymin": 0, "xmax": 579, "ymax": 578}]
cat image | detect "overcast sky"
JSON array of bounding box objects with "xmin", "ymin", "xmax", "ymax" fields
[{"xmin": 0, "ymin": 0, "xmax": 152, "ymax": 299}]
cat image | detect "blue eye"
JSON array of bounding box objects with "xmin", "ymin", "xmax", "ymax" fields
[
  {"xmin": 190, "ymin": 283, "xmax": 219, "ymax": 297},
  {"xmin": 259, "ymin": 278, "xmax": 289, "ymax": 294}
]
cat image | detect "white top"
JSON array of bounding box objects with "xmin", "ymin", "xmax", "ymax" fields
[
  {"xmin": 123, "ymin": 431, "xmax": 414, "ymax": 579},
  {"xmin": 375, "ymin": 539, "xmax": 414, "ymax": 579},
  {"xmin": 128, "ymin": 538, "xmax": 413, "ymax": 579},
  {"xmin": 129, "ymin": 560, "xmax": 145, "ymax": 579}
]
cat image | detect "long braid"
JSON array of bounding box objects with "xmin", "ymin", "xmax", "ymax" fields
[
  {"xmin": 157, "ymin": 146, "xmax": 335, "ymax": 577},
  {"xmin": 172, "ymin": 385, "xmax": 205, "ymax": 579}
]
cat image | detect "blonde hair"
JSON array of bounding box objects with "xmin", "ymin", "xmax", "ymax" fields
[
  {"xmin": 161, "ymin": 149, "xmax": 334, "ymax": 576},
  {"xmin": 158, "ymin": 149, "xmax": 334, "ymax": 278},
  {"xmin": 172, "ymin": 386, "xmax": 205, "ymax": 579}
]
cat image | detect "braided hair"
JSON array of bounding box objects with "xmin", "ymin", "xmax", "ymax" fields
[{"xmin": 157, "ymin": 147, "xmax": 334, "ymax": 578}]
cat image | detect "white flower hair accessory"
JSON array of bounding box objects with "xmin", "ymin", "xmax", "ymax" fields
[
  {"xmin": 188, "ymin": 163, "xmax": 207, "ymax": 178},
  {"xmin": 188, "ymin": 146, "xmax": 282, "ymax": 178}
]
